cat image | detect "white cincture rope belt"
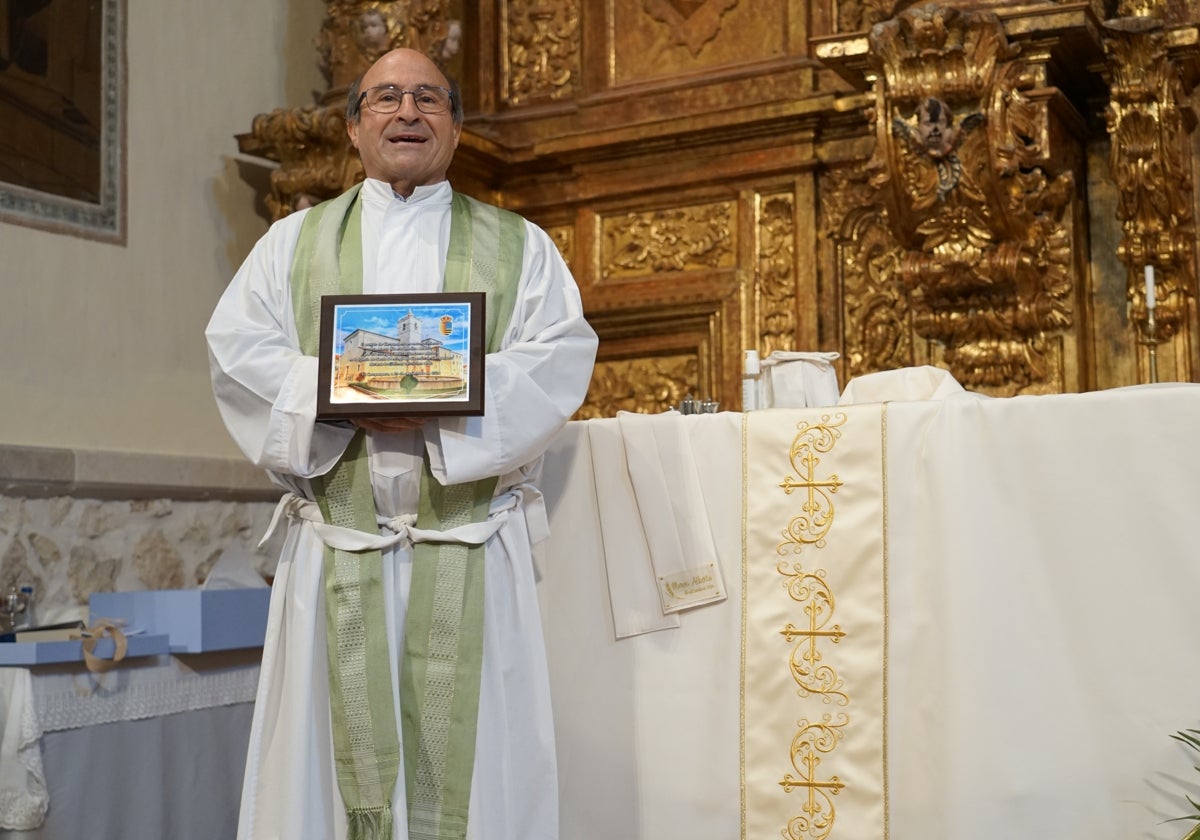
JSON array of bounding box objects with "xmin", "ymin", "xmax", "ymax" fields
[{"xmin": 259, "ymin": 484, "xmax": 548, "ymax": 553}]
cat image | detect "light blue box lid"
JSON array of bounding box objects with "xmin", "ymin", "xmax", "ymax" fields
[{"xmin": 0, "ymin": 633, "xmax": 171, "ymax": 666}]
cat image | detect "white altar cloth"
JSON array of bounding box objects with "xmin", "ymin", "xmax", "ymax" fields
[
  {"xmin": 0, "ymin": 651, "xmax": 259, "ymax": 837},
  {"xmin": 535, "ymin": 382, "xmax": 1200, "ymax": 840},
  {"xmin": 4, "ymin": 380, "xmax": 1197, "ymax": 840}
]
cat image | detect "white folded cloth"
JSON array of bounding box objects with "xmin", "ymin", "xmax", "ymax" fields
[
  {"xmin": 839, "ymin": 365, "xmax": 977, "ymax": 404},
  {"xmin": 759, "ymin": 350, "xmax": 840, "ymax": 408},
  {"xmin": 617, "ymin": 411, "xmax": 726, "ymax": 617},
  {"xmin": 586, "ymin": 419, "xmax": 681, "ymax": 639}
]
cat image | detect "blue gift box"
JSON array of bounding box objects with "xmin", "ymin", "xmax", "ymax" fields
[{"xmin": 89, "ymin": 588, "xmax": 271, "ymax": 654}]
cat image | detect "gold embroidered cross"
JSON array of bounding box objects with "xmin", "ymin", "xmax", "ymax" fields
[{"xmin": 777, "ymin": 416, "xmax": 845, "ymax": 552}]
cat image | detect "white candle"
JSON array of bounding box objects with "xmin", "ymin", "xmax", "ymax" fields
[{"xmin": 1144, "ymin": 264, "xmax": 1156, "ymax": 309}]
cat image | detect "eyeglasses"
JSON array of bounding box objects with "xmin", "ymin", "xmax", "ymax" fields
[{"xmin": 357, "ymin": 84, "xmax": 452, "ymax": 116}]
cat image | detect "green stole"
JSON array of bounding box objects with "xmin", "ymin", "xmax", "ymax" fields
[{"xmin": 289, "ymin": 182, "xmax": 525, "ymax": 840}]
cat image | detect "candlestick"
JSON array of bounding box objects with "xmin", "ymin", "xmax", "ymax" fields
[{"xmin": 1145, "ymin": 306, "xmax": 1159, "ymax": 383}]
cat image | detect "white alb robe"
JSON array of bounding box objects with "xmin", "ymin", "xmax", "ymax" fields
[{"xmin": 205, "ymin": 179, "xmax": 598, "ymax": 840}]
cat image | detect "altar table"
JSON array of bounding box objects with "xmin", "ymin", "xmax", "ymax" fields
[
  {"xmin": 534, "ymin": 382, "xmax": 1200, "ymax": 840},
  {"xmin": 0, "ymin": 650, "xmax": 258, "ymax": 839},
  {"xmin": 4, "ymin": 381, "xmax": 1198, "ymax": 840}
]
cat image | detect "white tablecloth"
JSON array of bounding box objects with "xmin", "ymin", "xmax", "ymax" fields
[
  {"xmin": 0, "ymin": 650, "xmax": 259, "ymax": 838},
  {"xmin": 535, "ymin": 382, "xmax": 1200, "ymax": 840},
  {"xmin": 5, "ymin": 380, "xmax": 1198, "ymax": 840}
]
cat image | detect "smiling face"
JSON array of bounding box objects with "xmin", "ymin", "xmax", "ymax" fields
[{"xmin": 347, "ymin": 49, "xmax": 461, "ymax": 198}]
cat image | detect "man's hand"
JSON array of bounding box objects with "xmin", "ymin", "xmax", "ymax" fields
[{"xmin": 354, "ymin": 416, "xmax": 431, "ymax": 433}]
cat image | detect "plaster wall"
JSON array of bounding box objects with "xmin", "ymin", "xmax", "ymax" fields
[{"xmin": 0, "ymin": 0, "xmax": 325, "ymax": 460}]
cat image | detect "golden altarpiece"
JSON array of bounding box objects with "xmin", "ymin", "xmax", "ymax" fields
[{"xmin": 237, "ymin": 0, "xmax": 1200, "ymax": 415}]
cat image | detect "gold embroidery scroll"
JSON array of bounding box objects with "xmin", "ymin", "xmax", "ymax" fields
[{"xmin": 742, "ymin": 406, "xmax": 888, "ymax": 840}]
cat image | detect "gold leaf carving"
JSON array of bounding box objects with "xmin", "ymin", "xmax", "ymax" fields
[
  {"xmin": 836, "ymin": 0, "xmax": 898, "ymax": 34},
  {"xmin": 641, "ymin": 0, "xmax": 740, "ymax": 56},
  {"xmin": 316, "ymin": 2, "xmax": 402, "ymax": 90},
  {"xmin": 575, "ymin": 354, "xmax": 697, "ymax": 419},
  {"xmin": 757, "ymin": 193, "xmax": 798, "ymax": 356},
  {"xmin": 545, "ymin": 225, "xmax": 575, "ymax": 270},
  {"xmin": 864, "ymin": 4, "xmax": 1079, "ymax": 392},
  {"xmin": 601, "ymin": 203, "xmax": 736, "ymax": 279},
  {"xmin": 1103, "ymin": 16, "xmax": 1198, "ymax": 341},
  {"xmin": 505, "ymin": 0, "xmax": 581, "ymax": 104},
  {"xmin": 1117, "ymin": 0, "xmax": 1172, "ymax": 16},
  {"xmin": 821, "ymin": 167, "xmax": 913, "ymax": 378},
  {"xmin": 241, "ymin": 1, "xmax": 459, "ymax": 220},
  {"xmin": 314, "ymin": 1, "xmax": 452, "ymax": 91},
  {"xmin": 240, "ymin": 104, "xmax": 363, "ymax": 220}
]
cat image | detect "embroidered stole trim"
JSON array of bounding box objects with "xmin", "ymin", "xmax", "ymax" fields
[
  {"xmin": 741, "ymin": 406, "xmax": 888, "ymax": 839},
  {"xmin": 402, "ymin": 193, "xmax": 523, "ymax": 840},
  {"xmin": 290, "ymin": 185, "xmax": 525, "ymax": 840}
]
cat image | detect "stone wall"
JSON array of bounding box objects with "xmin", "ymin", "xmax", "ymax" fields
[
  {"xmin": 0, "ymin": 495, "xmax": 281, "ymax": 623},
  {"xmin": 0, "ymin": 444, "xmax": 282, "ymax": 624}
]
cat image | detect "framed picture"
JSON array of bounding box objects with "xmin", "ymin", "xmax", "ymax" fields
[
  {"xmin": 0, "ymin": 0, "xmax": 127, "ymax": 243},
  {"xmin": 317, "ymin": 292, "xmax": 486, "ymax": 420}
]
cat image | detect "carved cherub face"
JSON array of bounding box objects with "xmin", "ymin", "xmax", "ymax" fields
[
  {"xmin": 440, "ymin": 20, "xmax": 463, "ymax": 61},
  {"xmin": 917, "ymin": 97, "xmax": 954, "ymax": 158},
  {"xmin": 355, "ymin": 10, "xmax": 389, "ymax": 56}
]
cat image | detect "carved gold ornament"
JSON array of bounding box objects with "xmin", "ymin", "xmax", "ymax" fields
[
  {"xmin": 600, "ymin": 202, "xmax": 736, "ymax": 279},
  {"xmin": 575, "ymin": 354, "xmax": 698, "ymax": 419},
  {"xmin": 641, "ymin": 0, "xmax": 740, "ymax": 57},
  {"xmin": 502, "ymin": 0, "xmax": 581, "ymax": 104},
  {"xmin": 821, "ymin": 166, "xmax": 914, "ymax": 379},
  {"xmin": 837, "ymin": 0, "xmax": 898, "ymax": 34},
  {"xmin": 1103, "ymin": 10, "xmax": 1199, "ymax": 342},
  {"xmin": 756, "ymin": 192, "xmax": 800, "ymax": 357},
  {"xmin": 545, "ymin": 224, "xmax": 575, "ymax": 269},
  {"xmin": 865, "ymin": 4, "xmax": 1078, "ymax": 392}
]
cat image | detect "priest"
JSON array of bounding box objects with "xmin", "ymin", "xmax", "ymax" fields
[{"xmin": 205, "ymin": 47, "xmax": 597, "ymax": 840}]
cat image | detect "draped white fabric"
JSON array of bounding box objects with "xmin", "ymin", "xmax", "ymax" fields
[
  {"xmin": 538, "ymin": 413, "xmax": 745, "ymax": 839},
  {"xmin": 0, "ymin": 651, "xmax": 261, "ymax": 832},
  {"xmin": 6, "ymin": 379, "xmax": 1198, "ymax": 839},
  {"xmin": 535, "ymin": 381, "xmax": 1200, "ymax": 840},
  {"xmin": 616, "ymin": 411, "xmax": 725, "ymax": 616},
  {"xmin": 0, "ymin": 669, "xmax": 45, "ymax": 831},
  {"xmin": 585, "ymin": 419, "xmax": 681, "ymax": 637}
]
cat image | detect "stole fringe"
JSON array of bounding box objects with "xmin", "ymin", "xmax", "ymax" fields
[{"xmin": 346, "ymin": 804, "xmax": 393, "ymax": 840}]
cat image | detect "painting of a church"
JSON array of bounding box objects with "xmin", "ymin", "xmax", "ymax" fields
[{"xmin": 334, "ymin": 309, "xmax": 467, "ymax": 401}]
